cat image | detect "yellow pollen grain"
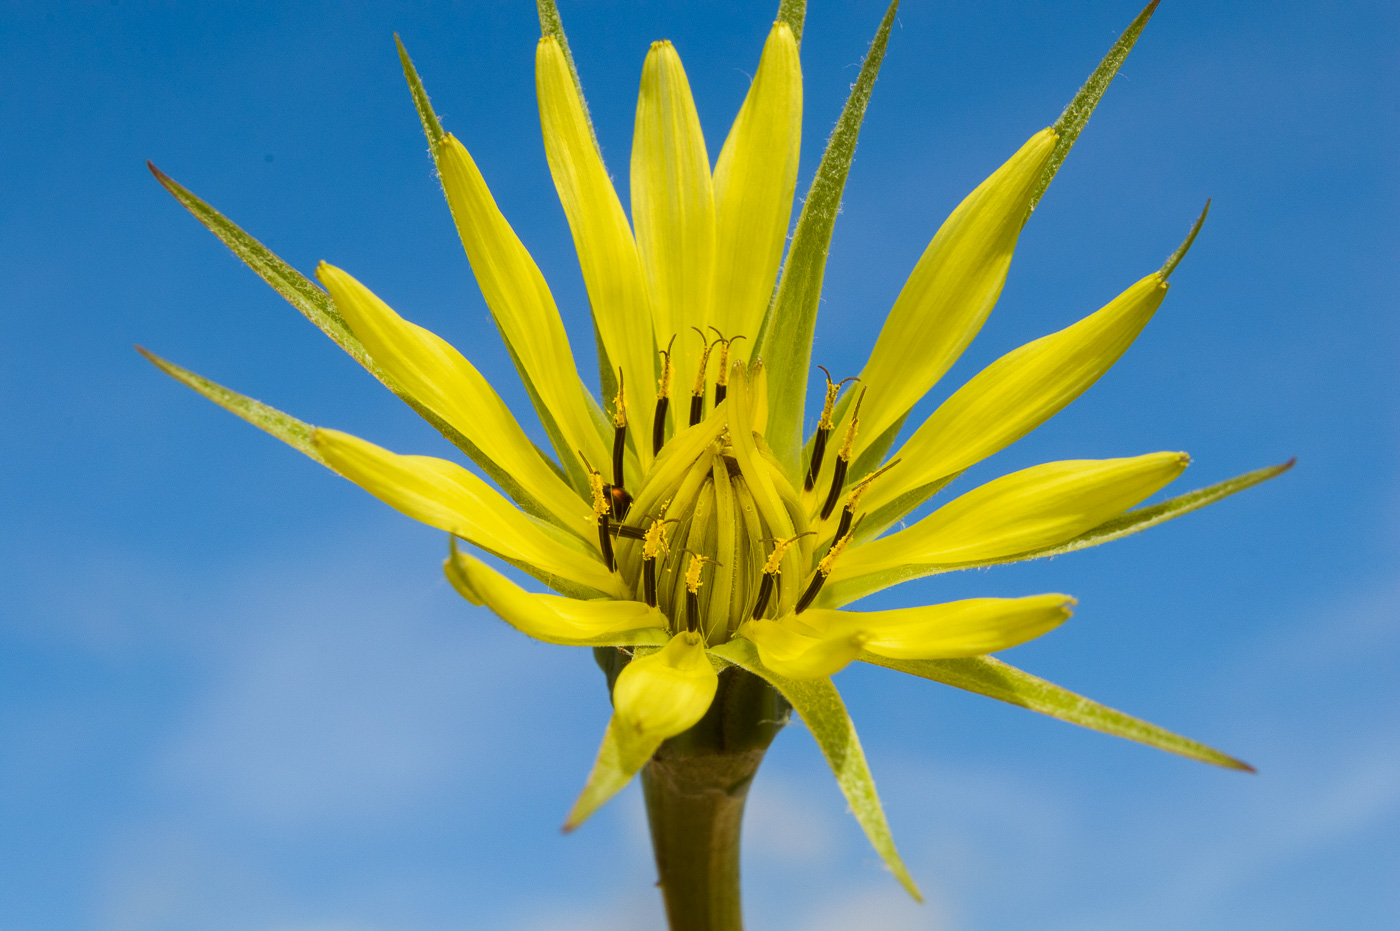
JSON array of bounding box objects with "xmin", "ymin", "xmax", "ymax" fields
[
  {"xmin": 642, "ymin": 517, "xmax": 670, "ymax": 560},
  {"xmin": 685, "ymin": 553, "xmax": 706, "ymax": 593},
  {"xmin": 657, "ymin": 343, "xmax": 674, "ymax": 400},
  {"xmin": 690, "ymin": 330, "xmax": 713, "ymax": 397},
  {"xmin": 612, "ymin": 371, "xmax": 627, "ymax": 428},
  {"xmin": 818, "ymin": 530, "xmax": 854, "ymax": 576},
  {"xmin": 587, "ymin": 469, "xmax": 609, "ymax": 520}
]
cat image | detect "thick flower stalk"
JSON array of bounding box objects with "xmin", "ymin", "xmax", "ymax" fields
[{"xmin": 142, "ymin": 1, "xmax": 1290, "ymax": 928}]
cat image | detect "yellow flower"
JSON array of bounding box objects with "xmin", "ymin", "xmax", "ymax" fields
[{"xmin": 142, "ymin": 0, "xmax": 1290, "ymax": 900}]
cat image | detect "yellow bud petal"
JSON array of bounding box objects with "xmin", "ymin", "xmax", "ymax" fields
[{"xmin": 611, "ymin": 632, "xmax": 718, "ymax": 768}]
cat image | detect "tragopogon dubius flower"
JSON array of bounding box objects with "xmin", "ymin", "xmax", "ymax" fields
[{"xmin": 142, "ymin": 0, "xmax": 1291, "ymax": 898}]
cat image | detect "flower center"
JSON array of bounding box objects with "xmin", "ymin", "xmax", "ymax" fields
[{"xmin": 592, "ymin": 346, "xmax": 887, "ymax": 644}]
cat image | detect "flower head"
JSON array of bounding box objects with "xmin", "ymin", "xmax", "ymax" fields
[{"xmin": 143, "ymin": 0, "xmax": 1290, "ymax": 897}]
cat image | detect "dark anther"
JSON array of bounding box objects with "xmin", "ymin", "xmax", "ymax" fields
[
  {"xmin": 794, "ymin": 572, "xmax": 824, "ymax": 614},
  {"xmin": 832, "ymin": 459, "xmax": 901, "ymax": 544},
  {"xmin": 653, "ymin": 335, "xmax": 675, "ymax": 457},
  {"xmin": 798, "ymin": 522, "xmax": 856, "ymax": 613},
  {"xmin": 606, "ymin": 523, "xmax": 646, "ymax": 540},
  {"xmin": 819, "ymin": 386, "xmax": 866, "ymax": 520},
  {"xmin": 688, "ymin": 327, "xmax": 713, "ymax": 426},
  {"xmin": 611, "ymin": 369, "xmax": 627, "ymax": 496},
  {"xmin": 819, "ymin": 457, "xmax": 849, "ymax": 521},
  {"xmin": 805, "ymin": 367, "xmax": 859, "ymax": 492},
  {"xmin": 643, "ymin": 559, "xmax": 658, "ymax": 608},
  {"xmin": 685, "ymin": 589, "xmax": 701, "ymax": 633},
  {"xmin": 709, "ymin": 328, "xmax": 745, "ymax": 408},
  {"xmin": 597, "ymin": 515, "xmax": 615, "ymax": 571},
  {"xmin": 584, "ymin": 458, "xmax": 616, "ymax": 571},
  {"xmin": 750, "ymin": 573, "xmax": 774, "ymax": 620}
]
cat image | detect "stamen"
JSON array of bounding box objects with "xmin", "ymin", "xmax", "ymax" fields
[
  {"xmin": 611, "ymin": 369, "xmax": 627, "ymax": 489},
  {"xmin": 805, "ymin": 367, "xmax": 859, "ymax": 491},
  {"xmin": 750, "ymin": 532, "xmax": 814, "ymax": 619},
  {"xmin": 709, "ymin": 328, "xmax": 745, "ymax": 407},
  {"xmin": 689, "ymin": 327, "xmax": 713, "ymax": 426},
  {"xmin": 832, "ymin": 458, "xmax": 901, "ymax": 544},
  {"xmin": 796, "ymin": 520, "xmax": 857, "ymax": 614},
  {"xmin": 682, "ymin": 552, "xmax": 721, "ymax": 633},
  {"xmin": 652, "ymin": 335, "xmax": 676, "ymax": 456},
  {"xmin": 585, "ymin": 459, "xmax": 615, "ymax": 571},
  {"xmin": 820, "ymin": 386, "xmax": 866, "ymax": 520},
  {"xmin": 640, "ymin": 502, "xmax": 674, "ymax": 609}
]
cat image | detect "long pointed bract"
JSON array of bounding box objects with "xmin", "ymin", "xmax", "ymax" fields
[
  {"xmin": 862, "ymin": 652, "xmax": 1254, "ymax": 771},
  {"xmin": 1026, "ymin": 0, "xmax": 1162, "ymax": 216}
]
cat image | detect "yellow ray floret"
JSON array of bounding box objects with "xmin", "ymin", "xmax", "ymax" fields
[
  {"xmin": 805, "ymin": 594, "xmax": 1075, "ymax": 660},
  {"xmin": 710, "ymin": 21, "xmax": 801, "ymax": 359},
  {"xmin": 865, "ymin": 271, "xmax": 1171, "ymax": 522},
  {"xmin": 537, "ymin": 36, "xmax": 657, "ymax": 462},
  {"xmin": 831, "ymin": 453, "xmax": 1189, "ymax": 597},
  {"xmin": 847, "ymin": 128, "xmax": 1058, "ymax": 456},
  {"xmin": 444, "ymin": 546, "xmax": 667, "ymax": 646},
  {"xmin": 737, "ymin": 616, "xmax": 867, "ymax": 680},
  {"xmin": 436, "ymin": 132, "xmax": 610, "ymax": 483},
  {"xmin": 631, "ymin": 39, "xmax": 716, "ymax": 401},
  {"xmin": 313, "ymin": 428, "xmax": 624, "ymax": 598},
  {"xmin": 317, "ymin": 263, "xmax": 592, "ymax": 533}
]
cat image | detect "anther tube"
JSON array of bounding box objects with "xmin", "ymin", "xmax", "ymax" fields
[
  {"xmin": 597, "ymin": 517, "xmax": 615, "ymax": 571},
  {"xmin": 689, "ymin": 394, "xmax": 704, "ymax": 426},
  {"xmin": 652, "ymin": 398, "xmax": 669, "ymax": 456},
  {"xmin": 819, "ymin": 456, "xmax": 849, "ymax": 520},
  {"xmin": 794, "ymin": 573, "xmax": 825, "ymax": 614},
  {"xmin": 750, "ymin": 574, "xmax": 774, "ymax": 620},
  {"xmin": 804, "ymin": 428, "xmax": 830, "ymax": 492},
  {"xmin": 643, "ymin": 558, "xmax": 658, "ymax": 608}
]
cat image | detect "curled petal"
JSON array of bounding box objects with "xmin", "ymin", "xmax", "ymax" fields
[
  {"xmin": 737, "ymin": 616, "xmax": 865, "ymax": 680},
  {"xmin": 444, "ymin": 544, "xmax": 667, "ymax": 646},
  {"xmin": 612, "ymin": 632, "xmax": 718, "ymax": 764}
]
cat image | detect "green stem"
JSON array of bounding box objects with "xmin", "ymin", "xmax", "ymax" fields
[{"xmin": 596, "ymin": 652, "xmax": 788, "ymax": 931}]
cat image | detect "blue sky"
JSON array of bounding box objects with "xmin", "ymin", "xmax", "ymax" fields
[{"xmin": 1, "ymin": 1, "xmax": 1396, "ymax": 929}]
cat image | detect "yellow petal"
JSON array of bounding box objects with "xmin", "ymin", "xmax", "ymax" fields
[
  {"xmin": 804, "ymin": 594, "xmax": 1073, "ymax": 661},
  {"xmin": 836, "ymin": 453, "xmax": 1189, "ymax": 581},
  {"xmin": 865, "ymin": 272, "xmax": 1169, "ymax": 521},
  {"xmin": 316, "ymin": 263, "xmax": 591, "ymax": 533},
  {"xmin": 313, "ymin": 427, "xmax": 622, "ymax": 598},
  {"xmin": 631, "ymin": 40, "xmax": 715, "ymax": 407},
  {"xmin": 436, "ymin": 133, "xmax": 610, "ymax": 485},
  {"xmin": 849, "ymin": 129, "xmax": 1058, "ymax": 456},
  {"xmin": 536, "ymin": 37, "xmax": 657, "ymax": 467},
  {"xmin": 444, "ymin": 545, "xmax": 667, "ymax": 646},
  {"xmin": 611, "ymin": 632, "xmax": 718, "ymax": 764},
  {"xmin": 737, "ymin": 616, "xmax": 865, "ymax": 680},
  {"xmin": 711, "ymin": 21, "xmax": 801, "ymax": 356}
]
